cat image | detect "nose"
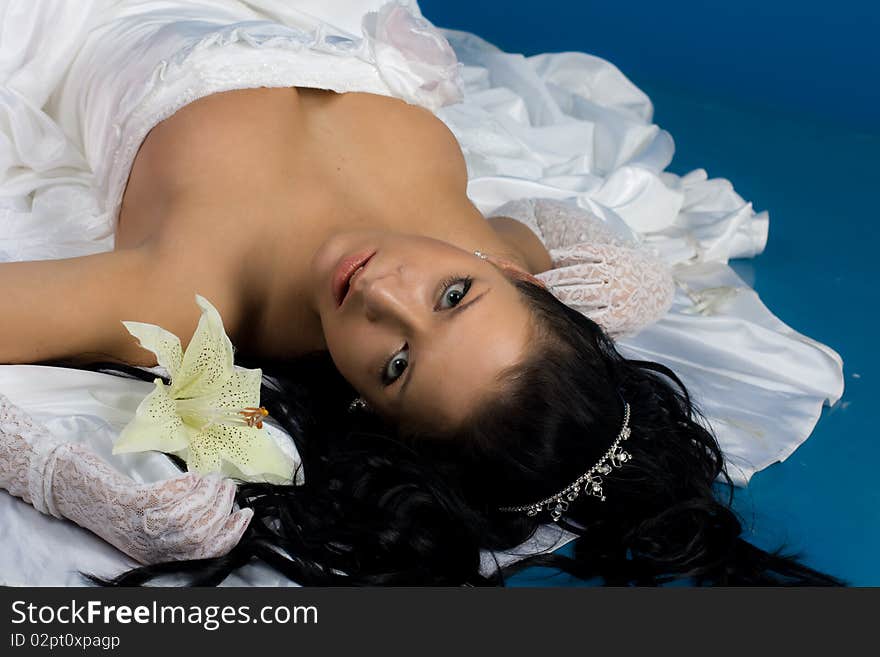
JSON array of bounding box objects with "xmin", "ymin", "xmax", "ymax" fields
[{"xmin": 352, "ymin": 265, "xmax": 423, "ymax": 328}]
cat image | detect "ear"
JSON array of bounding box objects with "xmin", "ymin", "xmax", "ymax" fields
[{"xmin": 485, "ymin": 254, "xmax": 549, "ymax": 290}]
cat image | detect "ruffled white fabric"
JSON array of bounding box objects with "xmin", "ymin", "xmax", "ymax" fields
[{"xmin": 0, "ymin": 0, "xmax": 844, "ymax": 584}]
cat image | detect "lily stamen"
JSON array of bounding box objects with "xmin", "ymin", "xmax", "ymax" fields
[
  {"xmin": 239, "ymin": 406, "xmax": 269, "ymax": 429},
  {"xmin": 188, "ymin": 405, "xmax": 269, "ymax": 430}
]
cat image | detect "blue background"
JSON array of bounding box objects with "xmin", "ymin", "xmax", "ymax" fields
[
  {"xmin": 421, "ymin": 0, "xmax": 879, "ymax": 132},
  {"xmin": 419, "ymin": 0, "xmax": 880, "ymax": 585}
]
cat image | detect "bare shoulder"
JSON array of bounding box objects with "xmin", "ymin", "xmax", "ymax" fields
[
  {"xmin": 302, "ymin": 90, "xmax": 469, "ymax": 193},
  {"xmin": 486, "ymin": 215, "xmax": 553, "ymax": 274},
  {"xmin": 378, "ymin": 98, "xmax": 468, "ymax": 190}
]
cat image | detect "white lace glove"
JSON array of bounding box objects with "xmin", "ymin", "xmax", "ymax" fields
[
  {"xmin": 488, "ymin": 198, "xmax": 675, "ymax": 338},
  {"xmin": 0, "ymin": 392, "xmax": 253, "ymax": 565}
]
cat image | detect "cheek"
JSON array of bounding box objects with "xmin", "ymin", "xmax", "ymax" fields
[{"xmin": 323, "ymin": 319, "xmax": 379, "ymax": 385}]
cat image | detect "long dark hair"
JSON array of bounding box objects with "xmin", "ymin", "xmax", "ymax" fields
[{"xmin": 77, "ymin": 279, "xmax": 845, "ymax": 586}]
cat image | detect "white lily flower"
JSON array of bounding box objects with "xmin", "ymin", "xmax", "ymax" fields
[{"xmin": 113, "ymin": 294, "xmax": 294, "ymax": 484}]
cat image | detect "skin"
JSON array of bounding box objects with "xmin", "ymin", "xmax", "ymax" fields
[
  {"xmin": 0, "ymin": 86, "xmax": 553, "ymax": 432},
  {"xmin": 308, "ymin": 229, "xmax": 538, "ymax": 431}
]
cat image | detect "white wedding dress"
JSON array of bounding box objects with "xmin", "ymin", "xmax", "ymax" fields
[{"xmin": 0, "ymin": 0, "xmax": 844, "ymax": 585}]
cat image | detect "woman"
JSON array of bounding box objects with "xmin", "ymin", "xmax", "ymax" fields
[{"xmin": 0, "ymin": 0, "xmax": 844, "ymax": 585}]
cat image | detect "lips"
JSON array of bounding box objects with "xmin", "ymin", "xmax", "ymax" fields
[{"xmin": 332, "ymin": 250, "xmax": 376, "ymax": 307}]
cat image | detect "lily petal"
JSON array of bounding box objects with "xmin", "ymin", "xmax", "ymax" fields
[
  {"xmin": 112, "ymin": 380, "xmax": 190, "ymax": 455},
  {"xmin": 186, "ymin": 423, "xmax": 295, "ymax": 484},
  {"xmin": 171, "ymin": 294, "xmax": 236, "ymax": 399},
  {"xmin": 121, "ymin": 321, "xmax": 184, "ymax": 378},
  {"xmin": 211, "ymin": 366, "xmax": 262, "ymax": 414},
  {"xmin": 173, "ymin": 364, "xmax": 263, "ymax": 430}
]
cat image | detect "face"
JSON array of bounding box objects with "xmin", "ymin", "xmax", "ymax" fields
[{"xmin": 309, "ymin": 229, "xmax": 535, "ymax": 431}]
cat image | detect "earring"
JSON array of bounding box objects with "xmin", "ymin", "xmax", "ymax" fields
[{"xmin": 348, "ymin": 397, "xmax": 369, "ymax": 413}]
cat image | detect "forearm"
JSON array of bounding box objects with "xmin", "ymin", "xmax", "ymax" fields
[{"xmin": 0, "ymin": 396, "xmax": 66, "ymax": 514}]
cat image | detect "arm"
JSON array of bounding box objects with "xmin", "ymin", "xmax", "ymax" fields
[
  {"xmin": 0, "ymin": 250, "xmax": 155, "ymax": 366},
  {"xmin": 0, "ymin": 392, "xmax": 252, "ymax": 564},
  {"xmin": 488, "ymin": 198, "xmax": 675, "ymax": 338},
  {"xmin": 0, "ymin": 246, "xmax": 243, "ymax": 368}
]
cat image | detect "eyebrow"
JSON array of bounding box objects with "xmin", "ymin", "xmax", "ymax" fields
[{"xmin": 398, "ymin": 289, "xmax": 490, "ymax": 400}]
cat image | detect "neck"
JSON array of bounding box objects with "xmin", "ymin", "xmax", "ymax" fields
[{"xmin": 414, "ymin": 197, "xmax": 537, "ymax": 273}]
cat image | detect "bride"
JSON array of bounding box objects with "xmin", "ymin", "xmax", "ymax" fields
[{"xmin": 0, "ymin": 0, "xmax": 843, "ymax": 586}]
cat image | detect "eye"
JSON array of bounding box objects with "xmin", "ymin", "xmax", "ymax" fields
[
  {"xmin": 378, "ymin": 276, "xmax": 472, "ymax": 387},
  {"xmin": 437, "ymin": 276, "xmax": 473, "ymax": 310},
  {"xmin": 380, "ymin": 344, "xmax": 409, "ymax": 386}
]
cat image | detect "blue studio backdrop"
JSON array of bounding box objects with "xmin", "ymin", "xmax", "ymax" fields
[{"xmin": 419, "ymin": 0, "xmax": 880, "ymax": 586}]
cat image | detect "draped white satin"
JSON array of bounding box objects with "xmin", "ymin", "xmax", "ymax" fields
[{"xmin": 0, "ymin": 0, "xmax": 844, "ymax": 585}]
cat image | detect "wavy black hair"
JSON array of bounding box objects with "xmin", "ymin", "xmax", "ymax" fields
[{"xmin": 77, "ymin": 278, "xmax": 845, "ymax": 586}]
